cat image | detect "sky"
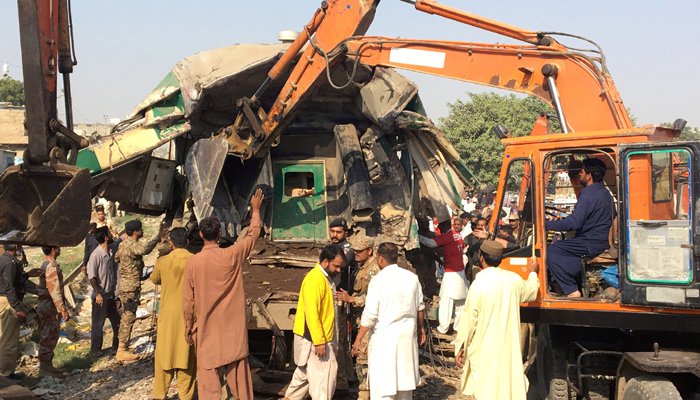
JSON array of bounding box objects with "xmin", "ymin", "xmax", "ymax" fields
[{"xmin": 1, "ymin": 0, "xmax": 699, "ymax": 128}]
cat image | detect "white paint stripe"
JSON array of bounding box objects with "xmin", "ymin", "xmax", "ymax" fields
[
  {"xmin": 509, "ymin": 257, "xmax": 528, "ymax": 265},
  {"xmin": 389, "ymin": 48, "xmax": 446, "ymax": 69}
]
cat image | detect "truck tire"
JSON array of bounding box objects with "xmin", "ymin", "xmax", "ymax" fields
[
  {"xmin": 537, "ymin": 325, "xmax": 574, "ymax": 400},
  {"xmin": 621, "ymin": 375, "xmax": 681, "ymax": 400},
  {"xmin": 547, "ymin": 378, "xmax": 572, "ymax": 400}
]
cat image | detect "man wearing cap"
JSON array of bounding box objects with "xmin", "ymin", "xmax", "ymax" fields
[
  {"xmin": 114, "ymin": 219, "xmax": 163, "ymax": 362},
  {"xmin": 454, "ymin": 240, "xmax": 539, "ymax": 400},
  {"xmin": 337, "ymin": 235, "xmax": 379, "ymax": 400},
  {"xmin": 508, "ymin": 211, "xmax": 521, "ymax": 243},
  {"xmin": 352, "ymin": 242, "xmax": 426, "ymax": 400},
  {"xmin": 35, "ymin": 245, "xmax": 70, "ymax": 377},
  {"xmin": 328, "ymin": 217, "xmax": 355, "ymax": 390},
  {"xmin": 329, "ymin": 217, "xmax": 356, "ymax": 291},
  {"xmin": 0, "ymin": 244, "xmax": 31, "ymax": 380}
]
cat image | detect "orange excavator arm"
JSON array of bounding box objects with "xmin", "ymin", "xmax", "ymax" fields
[
  {"xmin": 340, "ymin": 37, "xmax": 631, "ymax": 132},
  {"xmin": 229, "ymin": 0, "xmax": 632, "ymax": 160}
]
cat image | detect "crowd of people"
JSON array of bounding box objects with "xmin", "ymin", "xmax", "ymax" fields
[{"xmin": 0, "ymin": 170, "xmax": 617, "ymax": 400}]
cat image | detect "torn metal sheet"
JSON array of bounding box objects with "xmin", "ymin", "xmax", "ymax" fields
[
  {"xmin": 185, "ymin": 134, "xmax": 229, "ymax": 222},
  {"xmin": 359, "ymin": 67, "xmax": 418, "ymax": 130},
  {"xmin": 407, "ymin": 132, "xmax": 461, "ymax": 223},
  {"xmin": 334, "ymin": 124, "xmax": 374, "ymax": 222}
]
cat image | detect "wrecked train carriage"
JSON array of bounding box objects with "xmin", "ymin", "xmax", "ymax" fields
[{"xmin": 76, "ymin": 43, "xmax": 474, "ymax": 332}]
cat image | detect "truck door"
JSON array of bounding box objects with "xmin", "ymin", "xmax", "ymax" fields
[{"xmin": 619, "ymin": 142, "xmax": 700, "ymax": 309}]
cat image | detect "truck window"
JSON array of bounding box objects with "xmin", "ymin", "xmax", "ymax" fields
[
  {"xmin": 625, "ymin": 148, "xmax": 692, "ymax": 284},
  {"xmin": 544, "ymin": 150, "xmax": 617, "ymax": 232},
  {"xmin": 494, "ymin": 158, "xmax": 533, "ymax": 250},
  {"xmin": 651, "ymin": 152, "xmax": 673, "ymax": 203}
]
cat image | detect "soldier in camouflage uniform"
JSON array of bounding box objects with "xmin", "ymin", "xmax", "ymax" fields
[
  {"xmin": 36, "ymin": 246, "xmax": 70, "ymax": 377},
  {"xmin": 337, "ymin": 235, "xmax": 380, "ymax": 400},
  {"xmin": 113, "ymin": 219, "xmax": 162, "ymax": 362}
]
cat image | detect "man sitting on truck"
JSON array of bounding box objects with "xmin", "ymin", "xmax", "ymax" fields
[{"xmin": 545, "ymin": 158, "xmax": 613, "ymax": 297}]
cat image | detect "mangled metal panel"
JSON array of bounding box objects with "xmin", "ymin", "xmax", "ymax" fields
[
  {"xmin": 358, "ymin": 68, "xmax": 418, "ymax": 130},
  {"xmin": 77, "ymin": 44, "xmax": 290, "ymax": 175},
  {"xmin": 398, "ymin": 109, "xmax": 468, "ymax": 223},
  {"xmin": 334, "ymin": 124, "xmax": 373, "ymax": 222},
  {"xmin": 186, "ymin": 135, "xmax": 229, "ymax": 221}
]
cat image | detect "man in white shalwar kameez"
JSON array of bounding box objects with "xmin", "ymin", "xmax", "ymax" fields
[
  {"xmin": 352, "ymin": 243, "xmax": 426, "ymax": 400},
  {"xmin": 454, "ymin": 240, "xmax": 540, "ymax": 400}
]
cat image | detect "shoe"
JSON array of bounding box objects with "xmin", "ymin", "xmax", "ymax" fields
[
  {"xmin": 115, "ymin": 344, "xmax": 139, "ymax": 362},
  {"xmin": 6, "ymin": 372, "xmax": 26, "ymax": 382},
  {"xmin": 39, "ymin": 363, "xmax": 65, "ymax": 378}
]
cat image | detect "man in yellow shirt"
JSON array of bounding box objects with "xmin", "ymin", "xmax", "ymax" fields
[{"xmin": 284, "ymin": 244, "xmax": 345, "ymax": 400}]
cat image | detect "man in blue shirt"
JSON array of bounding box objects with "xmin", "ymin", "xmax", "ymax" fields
[{"xmin": 546, "ymin": 158, "xmax": 613, "ymax": 297}]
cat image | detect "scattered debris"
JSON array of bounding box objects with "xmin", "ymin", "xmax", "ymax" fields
[{"xmin": 31, "ymin": 387, "xmax": 50, "ymax": 396}]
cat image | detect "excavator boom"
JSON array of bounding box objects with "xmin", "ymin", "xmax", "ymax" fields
[
  {"xmin": 230, "ymin": 0, "xmax": 632, "ymax": 160},
  {"xmin": 341, "ymin": 37, "xmax": 631, "ymax": 132}
]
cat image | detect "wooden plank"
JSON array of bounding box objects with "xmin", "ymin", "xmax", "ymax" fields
[{"xmin": 62, "ymin": 262, "xmax": 85, "ymax": 286}]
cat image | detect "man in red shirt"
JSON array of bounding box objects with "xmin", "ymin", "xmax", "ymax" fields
[{"xmin": 419, "ymin": 216, "xmax": 469, "ymax": 334}]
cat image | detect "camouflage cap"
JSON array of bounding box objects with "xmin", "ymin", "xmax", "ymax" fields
[{"xmin": 350, "ymin": 235, "xmax": 374, "ymax": 251}]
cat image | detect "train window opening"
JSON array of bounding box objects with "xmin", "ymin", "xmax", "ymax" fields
[{"xmin": 284, "ymin": 172, "xmax": 315, "ymax": 197}]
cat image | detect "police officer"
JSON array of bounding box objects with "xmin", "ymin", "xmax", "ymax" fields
[
  {"xmin": 328, "ymin": 217, "xmax": 356, "ymax": 390},
  {"xmin": 0, "ymin": 244, "xmax": 30, "ymax": 380},
  {"xmin": 114, "ymin": 219, "xmax": 162, "ymax": 362},
  {"xmin": 337, "ymin": 235, "xmax": 380, "ymax": 400}
]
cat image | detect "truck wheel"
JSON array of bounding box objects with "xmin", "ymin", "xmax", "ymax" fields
[
  {"xmin": 621, "ymin": 375, "xmax": 681, "ymax": 400},
  {"xmin": 537, "ymin": 325, "xmax": 574, "ymax": 400},
  {"xmin": 547, "ymin": 378, "xmax": 572, "ymax": 400}
]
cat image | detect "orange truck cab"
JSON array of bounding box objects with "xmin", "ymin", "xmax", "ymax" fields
[{"xmin": 495, "ymin": 125, "xmax": 700, "ymax": 399}]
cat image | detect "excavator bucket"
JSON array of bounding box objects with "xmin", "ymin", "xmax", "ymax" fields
[{"xmin": 0, "ymin": 163, "xmax": 91, "ymax": 247}]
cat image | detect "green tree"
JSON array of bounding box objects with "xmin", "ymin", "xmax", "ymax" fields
[
  {"xmin": 680, "ymin": 126, "xmax": 700, "ymax": 140},
  {"xmin": 439, "ymin": 93, "xmax": 557, "ymax": 185},
  {"xmin": 0, "ymin": 78, "xmax": 24, "ymax": 106}
]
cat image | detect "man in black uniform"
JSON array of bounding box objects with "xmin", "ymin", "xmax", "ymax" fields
[
  {"xmin": 328, "ymin": 218, "xmax": 356, "ymax": 390},
  {"xmin": 0, "ymin": 244, "xmax": 31, "ymax": 380},
  {"xmin": 546, "ymin": 158, "xmax": 613, "ymax": 297}
]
